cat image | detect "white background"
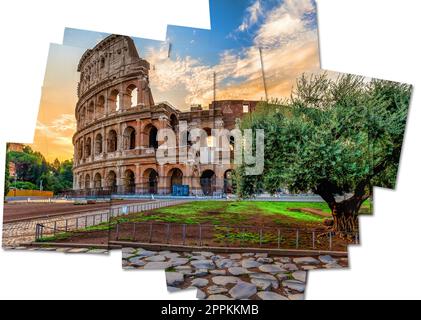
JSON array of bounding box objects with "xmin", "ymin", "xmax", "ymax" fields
[{"xmin": 0, "ymin": 0, "xmax": 420, "ymax": 300}]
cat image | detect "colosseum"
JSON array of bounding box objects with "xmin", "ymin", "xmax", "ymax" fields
[{"xmin": 72, "ymin": 35, "xmax": 258, "ymax": 196}]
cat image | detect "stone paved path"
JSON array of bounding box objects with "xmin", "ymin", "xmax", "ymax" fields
[
  {"xmin": 2, "ymin": 246, "xmax": 108, "ymax": 254},
  {"xmin": 122, "ymin": 248, "xmax": 348, "ymax": 300},
  {"xmin": 2, "ymin": 209, "xmax": 109, "ymax": 247},
  {"xmin": 2, "ymin": 200, "xmax": 175, "ymax": 247}
]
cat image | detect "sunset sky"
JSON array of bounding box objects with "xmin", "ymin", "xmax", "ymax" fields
[{"xmin": 31, "ymin": 0, "xmax": 319, "ymax": 162}]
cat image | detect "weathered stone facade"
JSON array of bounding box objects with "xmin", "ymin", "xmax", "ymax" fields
[{"xmin": 72, "ymin": 35, "xmax": 258, "ymax": 196}]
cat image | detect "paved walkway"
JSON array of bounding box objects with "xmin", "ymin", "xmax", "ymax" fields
[
  {"xmin": 2, "ymin": 200, "xmax": 187, "ymax": 247},
  {"xmin": 2, "ymin": 246, "xmax": 108, "ymax": 254},
  {"xmin": 2, "ymin": 210, "xmax": 108, "ymax": 247},
  {"xmin": 122, "ymin": 248, "xmax": 348, "ymax": 300}
]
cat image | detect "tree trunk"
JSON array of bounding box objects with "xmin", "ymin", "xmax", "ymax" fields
[{"xmin": 331, "ymin": 198, "xmax": 361, "ymax": 236}]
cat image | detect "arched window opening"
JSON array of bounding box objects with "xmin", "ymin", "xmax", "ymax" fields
[
  {"xmin": 95, "ymin": 134, "xmax": 103, "ymax": 155},
  {"xmin": 97, "ymin": 96, "xmax": 105, "ymax": 117},
  {"xmin": 123, "ymin": 127, "xmax": 136, "ymax": 150},
  {"xmin": 110, "ymin": 89, "xmax": 120, "ymax": 112},
  {"xmin": 170, "ymin": 114, "xmax": 179, "ymax": 131},
  {"xmin": 107, "ymin": 130, "xmax": 118, "ymax": 153},
  {"xmin": 127, "ymin": 84, "xmax": 138, "ymax": 108},
  {"xmin": 149, "ymin": 126, "xmax": 158, "ymax": 149},
  {"xmin": 85, "ymin": 138, "xmax": 92, "ymax": 158},
  {"xmin": 94, "ymin": 173, "xmax": 102, "ymax": 189},
  {"xmin": 204, "ymin": 127, "xmax": 214, "ymax": 147},
  {"xmin": 78, "ymin": 141, "xmax": 83, "ymax": 160},
  {"xmin": 87, "ymin": 102, "xmax": 94, "ymax": 122}
]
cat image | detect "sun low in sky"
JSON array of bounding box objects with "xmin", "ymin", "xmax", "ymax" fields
[{"xmin": 31, "ymin": 0, "xmax": 319, "ymax": 162}]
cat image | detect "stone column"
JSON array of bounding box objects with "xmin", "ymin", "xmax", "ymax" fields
[
  {"xmin": 136, "ymin": 119, "xmax": 142, "ymax": 154},
  {"xmin": 118, "ymin": 122, "xmax": 123, "ymax": 155},
  {"xmin": 91, "ymin": 132, "xmax": 95, "ymax": 162},
  {"xmin": 105, "ymin": 90, "xmax": 110, "ymax": 116},
  {"xmin": 117, "ymin": 167, "xmax": 124, "ymax": 194},
  {"xmin": 102, "ymin": 126, "xmax": 106, "ymax": 157},
  {"xmin": 135, "ymin": 164, "xmax": 142, "ymax": 194}
]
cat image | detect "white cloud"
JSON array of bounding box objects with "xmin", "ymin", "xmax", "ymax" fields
[
  {"xmin": 255, "ymin": 0, "xmax": 315, "ymax": 47},
  {"xmin": 148, "ymin": 0, "xmax": 318, "ymax": 108},
  {"xmin": 238, "ymin": 0, "xmax": 263, "ymax": 32}
]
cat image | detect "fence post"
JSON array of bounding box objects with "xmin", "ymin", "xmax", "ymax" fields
[
  {"xmin": 116, "ymin": 223, "xmax": 120, "ymax": 241},
  {"xmin": 149, "ymin": 223, "xmax": 153, "ymax": 243},
  {"xmin": 182, "ymin": 224, "xmax": 186, "ymax": 246},
  {"xmin": 312, "ymin": 231, "xmax": 315, "ymax": 249},
  {"xmin": 277, "ymin": 229, "xmax": 281, "ymax": 249},
  {"xmin": 166, "ymin": 224, "xmax": 171, "ymax": 244},
  {"xmin": 76, "ymin": 218, "xmax": 79, "ymax": 230},
  {"xmin": 329, "ymin": 232, "xmax": 332, "ymax": 250},
  {"xmin": 296, "ymin": 229, "xmax": 299, "ymax": 249},
  {"xmin": 132, "ymin": 223, "xmax": 136, "ymax": 241},
  {"xmin": 85, "ymin": 215, "xmax": 88, "ymax": 228},
  {"xmin": 198, "ymin": 224, "xmax": 202, "ymax": 247},
  {"xmin": 53, "ymin": 221, "xmax": 57, "ymax": 236},
  {"xmin": 259, "ymin": 229, "xmax": 263, "ymax": 247}
]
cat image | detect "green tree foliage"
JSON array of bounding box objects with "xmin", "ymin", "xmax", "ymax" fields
[
  {"xmin": 6, "ymin": 146, "xmax": 73, "ymax": 195},
  {"xmin": 4, "ymin": 146, "xmax": 10, "ymax": 197},
  {"xmin": 10, "ymin": 181, "xmax": 37, "ymax": 190},
  {"xmin": 236, "ymin": 73, "xmax": 411, "ymax": 234}
]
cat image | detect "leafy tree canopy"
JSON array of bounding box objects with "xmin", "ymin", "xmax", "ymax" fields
[
  {"xmin": 236, "ymin": 73, "xmax": 411, "ymax": 233},
  {"xmin": 6, "ymin": 146, "xmax": 73, "ymax": 195}
]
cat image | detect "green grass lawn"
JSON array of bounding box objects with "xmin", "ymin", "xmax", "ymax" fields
[
  {"xmin": 120, "ymin": 201, "xmax": 333, "ymax": 227},
  {"xmin": 36, "ymin": 200, "xmax": 371, "ymax": 243}
]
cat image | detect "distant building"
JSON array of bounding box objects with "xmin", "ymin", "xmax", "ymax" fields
[{"xmin": 72, "ymin": 35, "xmax": 258, "ymax": 196}]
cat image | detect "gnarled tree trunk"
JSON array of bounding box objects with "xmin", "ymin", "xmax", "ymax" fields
[{"xmin": 331, "ymin": 196, "xmax": 364, "ymax": 236}]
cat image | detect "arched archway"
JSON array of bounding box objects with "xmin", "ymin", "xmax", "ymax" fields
[
  {"xmin": 106, "ymin": 171, "xmax": 117, "ymax": 193},
  {"xmin": 87, "ymin": 102, "xmax": 94, "ymax": 122},
  {"xmin": 78, "ymin": 140, "xmax": 83, "ymax": 161},
  {"xmin": 107, "ymin": 130, "xmax": 118, "ymax": 152},
  {"xmin": 95, "ymin": 133, "xmax": 103, "ymax": 155},
  {"xmin": 200, "ymin": 170, "xmax": 216, "ymax": 196},
  {"xmin": 97, "ymin": 96, "xmax": 105, "ymax": 117},
  {"xmin": 124, "ymin": 169, "xmax": 136, "ymax": 194},
  {"xmin": 127, "ymin": 84, "xmax": 138, "ymax": 108},
  {"xmin": 148, "ymin": 126, "xmax": 158, "ymax": 149},
  {"xmin": 79, "ymin": 174, "xmax": 84, "ymax": 190},
  {"xmin": 94, "ymin": 173, "xmax": 102, "ymax": 189},
  {"xmin": 85, "ymin": 137, "xmax": 92, "ymax": 158},
  {"xmin": 170, "ymin": 114, "xmax": 178, "ymax": 131},
  {"xmin": 203, "ymin": 127, "xmax": 214, "ymax": 148},
  {"xmin": 84, "ymin": 174, "xmax": 91, "ymax": 190},
  {"xmin": 224, "ymin": 170, "xmax": 234, "ymax": 194},
  {"xmin": 110, "ymin": 89, "xmax": 120, "ymax": 112},
  {"xmin": 144, "ymin": 169, "xmax": 159, "ymax": 194},
  {"xmin": 168, "ymin": 168, "xmax": 183, "ymax": 194},
  {"xmin": 123, "ymin": 126, "xmax": 136, "ymax": 150}
]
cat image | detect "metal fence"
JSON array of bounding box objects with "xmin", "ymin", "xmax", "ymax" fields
[
  {"xmin": 111, "ymin": 221, "xmax": 359, "ymax": 252},
  {"xmin": 34, "ymin": 200, "xmax": 189, "ymax": 242}
]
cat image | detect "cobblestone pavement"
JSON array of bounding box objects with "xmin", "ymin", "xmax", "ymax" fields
[
  {"xmin": 2, "ymin": 246, "xmax": 108, "ymax": 254},
  {"xmin": 2, "ymin": 200, "xmax": 181, "ymax": 247},
  {"xmin": 2, "ymin": 209, "xmax": 109, "ymax": 247},
  {"xmin": 122, "ymin": 248, "xmax": 348, "ymax": 300}
]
